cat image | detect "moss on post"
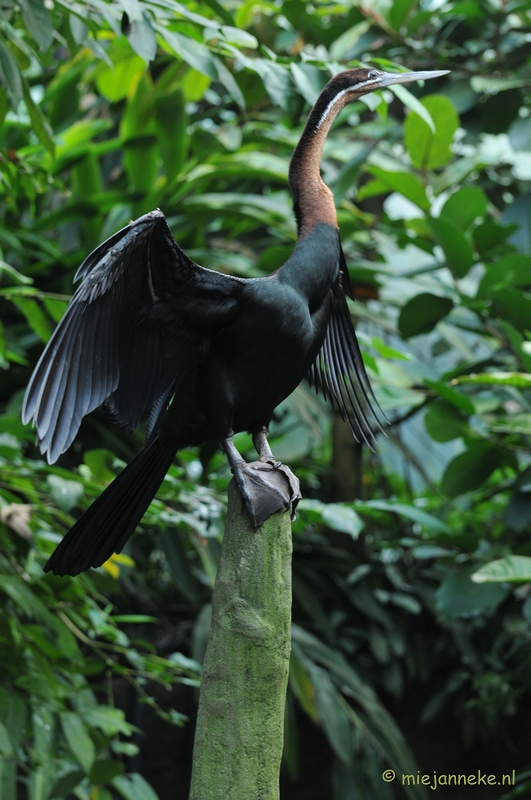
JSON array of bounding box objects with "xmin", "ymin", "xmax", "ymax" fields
[{"xmin": 189, "ymin": 479, "xmax": 293, "ymax": 800}]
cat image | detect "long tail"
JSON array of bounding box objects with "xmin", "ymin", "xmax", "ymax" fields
[{"xmin": 45, "ymin": 441, "xmax": 177, "ymax": 576}]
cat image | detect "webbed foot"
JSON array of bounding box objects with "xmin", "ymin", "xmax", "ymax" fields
[{"xmin": 222, "ymin": 431, "xmax": 301, "ymax": 528}]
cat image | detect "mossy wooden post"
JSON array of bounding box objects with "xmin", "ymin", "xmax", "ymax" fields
[{"xmin": 189, "ymin": 479, "xmax": 293, "ymax": 800}]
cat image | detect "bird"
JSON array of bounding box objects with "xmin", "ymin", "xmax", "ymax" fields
[{"xmin": 22, "ymin": 66, "xmax": 448, "ymax": 576}]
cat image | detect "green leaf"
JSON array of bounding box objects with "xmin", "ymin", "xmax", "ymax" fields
[
  {"xmin": 321, "ymin": 504, "xmax": 364, "ymax": 539},
  {"xmin": 0, "ymin": 721, "xmax": 13, "ymax": 757},
  {"xmin": 491, "ymin": 288, "xmax": 531, "ymax": 331},
  {"xmin": 453, "ymin": 372, "xmax": 531, "ymax": 388},
  {"xmin": 440, "ymin": 187, "xmax": 488, "ymax": 231},
  {"xmin": 49, "ymin": 771, "xmax": 85, "ymax": 799},
  {"xmin": 424, "ymin": 400, "xmax": 469, "ymax": 442},
  {"xmin": 95, "ymin": 49, "xmax": 145, "ymax": 102},
  {"xmin": 22, "ymin": 80, "xmax": 55, "ymax": 155},
  {"xmin": 123, "ymin": 12, "xmax": 158, "ymax": 63},
  {"xmin": 83, "ymin": 706, "xmax": 134, "ymax": 736},
  {"xmin": 404, "ymin": 94, "xmax": 459, "ymax": 169},
  {"xmin": 19, "ymin": 0, "xmax": 54, "ymax": 50},
  {"xmin": 47, "ymin": 475, "xmax": 84, "ymax": 512},
  {"xmin": 89, "ymin": 758, "xmax": 124, "ymax": 784},
  {"xmin": 424, "ymin": 379, "xmax": 475, "ymax": 415},
  {"xmin": 472, "ymin": 556, "xmax": 531, "ymax": 584},
  {"xmin": 429, "ymin": 216, "xmax": 474, "ymax": 279},
  {"xmin": 398, "ymin": 292, "xmax": 453, "ymax": 339},
  {"xmin": 60, "ymin": 712, "xmax": 95, "ymax": 774},
  {"xmin": 477, "ymin": 255, "xmax": 531, "ymax": 299},
  {"xmin": 0, "ymin": 41, "xmax": 22, "ymax": 108},
  {"xmin": 388, "ymin": 0, "xmax": 417, "ymax": 29},
  {"xmin": 436, "ymin": 566, "xmax": 508, "ymax": 618},
  {"xmin": 356, "ymin": 500, "xmax": 451, "ymax": 534},
  {"xmin": 308, "ymin": 664, "xmax": 351, "ymax": 764},
  {"xmin": 361, "ymin": 166, "xmax": 429, "ymax": 211},
  {"xmin": 441, "ymin": 443, "xmax": 512, "ymax": 498},
  {"xmin": 113, "ymin": 773, "xmax": 159, "ymax": 800},
  {"xmin": 390, "ymin": 83, "xmax": 436, "ymax": 133},
  {"xmin": 156, "ymin": 26, "xmax": 244, "ymax": 109},
  {"xmin": 11, "ymin": 297, "xmax": 53, "ymax": 343}
]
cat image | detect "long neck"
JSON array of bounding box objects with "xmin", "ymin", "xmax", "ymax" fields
[{"xmin": 289, "ymin": 76, "xmax": 357, "ymax": 237}]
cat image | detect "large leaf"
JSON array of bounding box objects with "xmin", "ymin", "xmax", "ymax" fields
[
  {"xmin": 424, "ymin": 400, "xmax": 469, "ymax": 442},
  {"xmin": 436, "ymin": 566, "xmax": 508, "ymax": 618},
  {"xmin": 360, "ymin": 166, "xmax": 429, "ymax": 211},
  {"xmin": 60, "ymin": 713, "xmax": 95, "ymax": 774},
  {"xmin": 440, "ymin": 187, "xmax": 487, "ymax": 231},
  {"xmin": 398, "ymin": 292, "xmax": 453, "ymax": 339},
  {"xmin": 429, "ymin": 216, "xmax": 474, "ymax": 279},
  {"xmin": 404, "ymin": 94, "xmax": 459, "ymax": 169},
  {"xmin": 472, "ymin": 556, "xmax": 531, "ymax": 584},
  {"xmin": 441, "ymin": 442, "xmax": 514, "ymax": 497}
]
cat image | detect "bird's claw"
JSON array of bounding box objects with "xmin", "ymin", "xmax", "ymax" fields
[{"xmin": 232, "ymin": 459, "xmax": 301, "ymax": 528}]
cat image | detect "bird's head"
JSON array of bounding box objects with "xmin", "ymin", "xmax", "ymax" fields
[
  {"xmin": 310, "ymin": 66, "xmax": 449, "ymax": 132},
  {"xmin": 332, "ymin": 66, "xmax": 450, "ymax": 97}
]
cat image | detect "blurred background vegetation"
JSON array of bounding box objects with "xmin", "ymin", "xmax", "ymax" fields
[{"xmin": 2, "ymin": 0, "xmax": 531, "ymax": 797}]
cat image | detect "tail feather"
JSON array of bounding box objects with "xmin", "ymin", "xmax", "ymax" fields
[{"xmin": 45, "ymin": 441, "xmax": 177, "ymax": 576}]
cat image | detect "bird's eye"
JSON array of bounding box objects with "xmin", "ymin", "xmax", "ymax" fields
[{"xmin": 368, "ymin": 70, "xmax": 379, "ymax": 80}]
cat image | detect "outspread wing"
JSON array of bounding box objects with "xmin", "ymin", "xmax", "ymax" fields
[
  {"xmin": 308, "ymin": 250, "xmax": 385, "ymax": 447},
  {"xmin": 22, "ymin": 209, "xmax": 242, "ymax": 463}
]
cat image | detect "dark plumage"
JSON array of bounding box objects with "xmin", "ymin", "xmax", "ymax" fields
[{"xmin": 23, "ymin": 66, "xmax": 447, "ymax": 576}]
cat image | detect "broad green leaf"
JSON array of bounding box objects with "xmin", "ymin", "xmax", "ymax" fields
[
  {"xmin": 290, "ymin": 62, "xmax": 324, "ymax": 105},
  {"xmin": 453, "ymin": 372, "xmax": 531, "ymax": 388},
  {"xmin": 21, "ymin": 80, "xmax": 55, "ymax": 155},
  {"xmin": 424, "ymin": 379, "xmax": 475, "ymax": 415},
  {"xmin": 388, "ymin": 0, "xmax": 417, "ymax": 29},
  {"xmin": 477, "ymin": 254, "xmax": 531, "ymax": 298},
  {"xmin": 60, "ymin": 712, "xmax": 95, "ymax": 773},
  {"xmin": 123, "ymin": 12, "xmax": 157, "ymax": 63},
  {"xmin": 490, "ymin": 414, "xmax": 531, "ymax": 435},
  {"xmin": 89, "ymin": 759, "xmax": 123, "ymax": 784},
  {"xmin": 361, "ymin": 166, "xmax": 429, "ymax": 211},
  {"xmin": 0, "ymin": 41, "xmax": 22, "ymax": 108},
  {"xmin": 83, "ymin": 706, "xmax": 134, "ymax": 736},
  {"xmin": 472, "ymin": 556, "xmax": 531, "ymax": 584},
  {"xmin": 429, "ymin": 216, "xmax": 474, "ymax": 278},
  {"xmin": 308, "ymin": 664, "xmax": 351, "ymax": 764},
  {"xmin": 11, "ymin": 297, "xmax": 53, "ymax": 343},
  {"xmin": 0, "ymin": 721, "xmax": 13, "ymax": 757},
  {"xmin": 356, "ymin": 500, "xmax": 451, "ymax": 534},
  {"xmin": 95, "ymin": 49, "xmax": 145, "ymax": 102},
  {"xmin": 48, "ymin": 475, "xmax": 84, "ymax": 512},
  {"xmin": 441, "ymin": 443, "xmax": 513, "ymax": 498},
  {"xmin": 155, "ymin": 87, "xmax": 187, "ymax": 181},
  {"xmin": 398, "ymin": 292, "xmax": 453, "ymax": 339},
  {"xmin": 436, "ymin": 566, "xmax": 508, "ymax": 618},
  {"xmin": 491, "ymin": 288, "xmax": 531, "ymax": 331},
  {"xmin": 156, "ymin": 26, "xmax": 244, "ymax": 109},
  {"xmin": 322, "ymin": 505, "xmax": 364, "ymax": 538},
  {"xmin": 424, "ymin": 401, "xmax": 469, "ymax": 442},
  {"xmin": 18, "ymin": 0, "xmax": 54, "ymax": 50},
  {"xmin": 49, "ymin": 771, "xmax": 85, "ymax": 799},
  {"xmin": 113, "ymin": 773, "xmax": 159, "ymax": 800},
  {"xmin": 440, "ymin": 187, "xmax": 487, "ymax": 231},
  {"xmin": 404, "ymin": 94, "xmax": 458, "ymax": 168},
  {"xmin": 389, "ymin": 83, "xmax": 436, "ymax": 133}
]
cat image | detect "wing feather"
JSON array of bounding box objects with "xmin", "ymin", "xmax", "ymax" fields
[
  {"xmin": 308, "ymin": 274, "xmax": 385, "ymax": 449},
  {"xmin": 23, "ymin": 209, "xmax": 242, "ymax": 462}
]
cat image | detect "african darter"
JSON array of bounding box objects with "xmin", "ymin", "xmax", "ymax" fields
[{"xmin": 23, "ymin": 67, "xmax": 448, "ymax": 575}]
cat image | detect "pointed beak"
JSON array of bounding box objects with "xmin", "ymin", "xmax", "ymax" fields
[{"xmin": 378, "ymin": 69, "xmax": 450, "ymax": 88}]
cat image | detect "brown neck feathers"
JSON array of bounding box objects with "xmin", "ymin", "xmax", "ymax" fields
[{"xmin": 289, "ymin": 74, "xmax": 362, "ymax": 237}]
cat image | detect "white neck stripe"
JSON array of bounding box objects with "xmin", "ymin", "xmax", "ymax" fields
[{"xmin": 315, "ymin": 78, "xmax": 381, "ymax": 130}]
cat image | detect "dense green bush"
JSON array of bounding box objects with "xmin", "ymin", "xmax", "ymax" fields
[{"xmin": 2, "ymin": 0, "xmax": 531, "ymax": 797}]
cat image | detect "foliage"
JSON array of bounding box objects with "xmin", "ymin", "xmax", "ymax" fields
[{"xmin": 2, "ymin": 0, "xmax": 531, "ymax": 798}]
